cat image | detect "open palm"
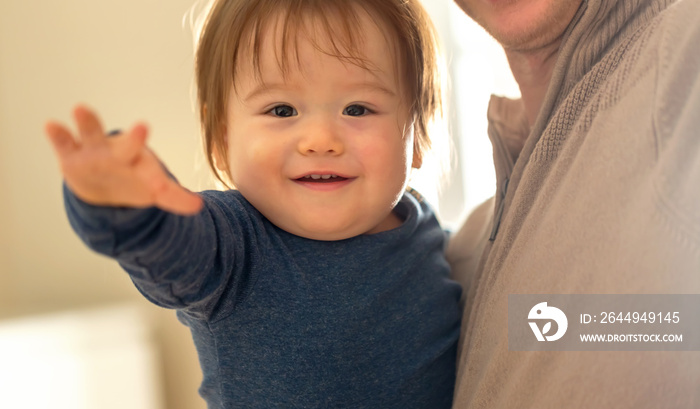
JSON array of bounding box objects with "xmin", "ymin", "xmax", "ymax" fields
[{"xmin": 45, "ymin": 105, "xmax": 203, "ymax": 215}]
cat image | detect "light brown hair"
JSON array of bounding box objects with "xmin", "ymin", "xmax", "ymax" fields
[{"xmin": 194, "ymin": 0, "xmax": 443, "ymax": 186}]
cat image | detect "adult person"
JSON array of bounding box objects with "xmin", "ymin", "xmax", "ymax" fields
[{"xmin": 447, "ymin": 0, "xmax": 700, "ymax": 407}]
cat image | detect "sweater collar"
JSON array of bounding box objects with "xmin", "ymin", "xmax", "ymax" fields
[
  {"xmin": 554, "ymin": 0, "xmax": 674, "ymax": 109},
  {"xmin": 487, "ymin": 0, "xmax": 674, "ymax": 170}
]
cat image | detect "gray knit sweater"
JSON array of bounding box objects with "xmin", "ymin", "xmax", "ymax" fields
[{"xmin": 448, "ymin": 0, "xmax": 700, "ymax": 407}]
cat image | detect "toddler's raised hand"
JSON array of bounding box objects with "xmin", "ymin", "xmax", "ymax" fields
[{"xmin": 45, "ymin": 105, "xmax": 203, "ymax": 215}]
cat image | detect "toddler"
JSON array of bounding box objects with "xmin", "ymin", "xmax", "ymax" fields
[{"xmin": 45, "ymin": 0, "xmax": 461, "ymax": 407}]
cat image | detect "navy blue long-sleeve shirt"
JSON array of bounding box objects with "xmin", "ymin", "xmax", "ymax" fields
[{"xmin": 65, "ymin": 186, "xmax": 462, "ymax": 408}]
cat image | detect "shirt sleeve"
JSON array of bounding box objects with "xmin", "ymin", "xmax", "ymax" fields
[{"xmin": 63, "ymin": 183, "xmax": 249, "ymax": 319}]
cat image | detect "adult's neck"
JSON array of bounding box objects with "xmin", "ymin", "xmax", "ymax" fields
[{"xmin": 504, "ymin": 39, "xmax": 562, "ymax": 128}]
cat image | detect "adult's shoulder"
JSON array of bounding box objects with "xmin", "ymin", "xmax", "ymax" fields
[
  {"xmin": 651, "ymin": 0, "xmax": 700, "ymax": 257},
  {"xmin": 654, "ymin": 0, "xmax": 700, "ymax": 100}
]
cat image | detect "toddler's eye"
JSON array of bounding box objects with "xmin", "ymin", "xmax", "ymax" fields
[
  {"xmin": 268, "ymin": 105, "xmax": 297, "ymax": 117},
  {"xmin": 343, "ymin": 104, "xmax": 371, "ymax": 117}
]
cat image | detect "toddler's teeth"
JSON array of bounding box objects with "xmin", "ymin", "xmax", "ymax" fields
[{"xmin": 300, "ymin": 174, "xmax": 343, "ymax": 181}]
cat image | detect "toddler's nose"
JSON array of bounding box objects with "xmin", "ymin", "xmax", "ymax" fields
[{"xmin": 297, "ymin": 120, "xmax": 344, "ymax": 155}]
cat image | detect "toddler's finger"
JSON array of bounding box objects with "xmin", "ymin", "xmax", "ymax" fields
[
  {"xmin": 111, "ymin": 123, "xmax": 149, "ymax": 164},
  {"xmin": 73, "ymin": 105, "xmax": 106, "ymax": 145},
  {"xmin": 45, "ymin": 122, "xmax": 78, "ymax": 157}
]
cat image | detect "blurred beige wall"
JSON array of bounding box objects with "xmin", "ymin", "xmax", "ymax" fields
[{"xmin": 0, "ymin": 1, "xmax": 214, "ymax": 408}]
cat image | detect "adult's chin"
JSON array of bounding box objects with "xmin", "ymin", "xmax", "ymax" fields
[{"xmin": 455, "ymin": 0, "xmax": 582, "ymax": 52}]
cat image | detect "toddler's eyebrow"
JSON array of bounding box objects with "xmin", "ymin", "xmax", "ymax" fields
[
  {"xmin": 243, "ymin": 81, "xmax": 396, "ymax": 103},
  {"xmin": 243, "ymin": 83, "xmax": 292, "ymax": 103},
  {"xmin": 350, "ymin": 82, "xmax": 397, "ymax": 97}
]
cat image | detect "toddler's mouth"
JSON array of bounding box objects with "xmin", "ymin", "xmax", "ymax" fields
[{"xmin": 295, "ymin": 174, "xmax": 349, "ymax": 183}]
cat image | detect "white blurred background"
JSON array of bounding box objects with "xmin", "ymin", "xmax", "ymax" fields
[{"xmin": 0, "ymin": 0, "xmax": 517, "ymax": 408}]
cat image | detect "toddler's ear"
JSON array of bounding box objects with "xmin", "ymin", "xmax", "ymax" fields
[{"xmin": 412, "ymin": 143, "xmax": 423, "ymax": 169}]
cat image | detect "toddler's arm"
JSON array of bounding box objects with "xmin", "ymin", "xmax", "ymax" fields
[
  {"xmin": 45, "ymin": 105, "xmax": 202, "ymax": 215},
  {"xmin": 46, "ymin": 106, "xmax": 242, "ymax": 317}
]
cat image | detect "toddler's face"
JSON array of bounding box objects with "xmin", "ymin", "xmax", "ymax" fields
[{"xmin": 224, "ymin": 12, "xmax": 416, "ymax": 241}]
